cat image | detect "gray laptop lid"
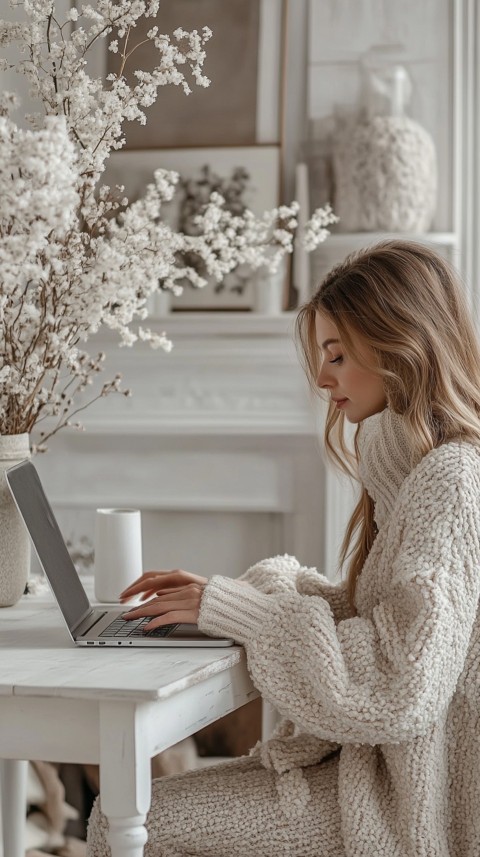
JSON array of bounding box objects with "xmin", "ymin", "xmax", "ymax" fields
[{"xmin": 6, "ymin": 459, "xmax": 91, "ymax": 632}]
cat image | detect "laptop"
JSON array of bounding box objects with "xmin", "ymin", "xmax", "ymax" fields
[{"xmin": 6, "ymin": 459, "xmax": 234, "ymax": 648}]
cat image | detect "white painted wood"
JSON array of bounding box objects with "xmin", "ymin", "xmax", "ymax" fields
[
  {"xmin": 316, "ymin": 232, "xmax": 458, "ymax": 250},
  {"xmin": 454, "ymin": 0, "xmax": 480, "ymax": 313},
  {"xmin": 256, "ymin": 0, "xmax": 284, "ymax": 143},
  {"xmin": 32, "ymin": 316, "xmax": 310, "ymax": 439},
  {"xmin": 471, "ymin": 0, "xmax": 480, "ymax": 322},
  {"xmin": 100, "ymin": 703, "xmax": 151, "ymax": 857},
  {"xmin": 310, "ymin": 232, "xmax": 461, "ymax": 296},
  {"xmin": 117, "ymin": 312, "xmax": 297, "ymax": 337},
  {"xmin": 0, "ymin": 589, "xmax": 258, "ymax": 857},
  {"xmin": 293, "ymin": 163, "xmax": 311, "ymax": 304},
  {"xmin": 0, "ymin": 760, "xmax": 27, "ymax": 857},
  {"xmin": 105, "ymin": 816, "xmax": 148, "ymax": 857},
  {"xmin": 0, "ymin": 600, "xmax": 246, "ymax": 703},
  {"xmin": 0, "ymin": 698, "xmax": 100, "ymax": 763},
  {"xmin": 282, "ymin": 0, "xmax": 309, "ymax": 201}
]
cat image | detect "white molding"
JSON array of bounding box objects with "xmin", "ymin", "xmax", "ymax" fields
[
  {"xmin": 452, "ymin": 0, "xmax": 464, "ymax": 252},
  {"xmin": 454, "ymin": 0, "xmax": 473, "ymax": 296},
  {"xmin": 325, "ymin": 232, "xmax": 458, "ymax": 250},
  {"xmin": 256, "ymin": 0, "xmax": 284, "ymax": 143},
  {"xmin": 121, "ymin": 312, "xmax": 298, "ymax": 338},
  {"xmin": 42, "ymin": 495, "xmax": 293, "ymax": 513},
  {"xmin": 44, "ymin": 416, "xmax": 316, "ymax": 437},
  {"xmin": 282, "ymin": 0, "xmax": 309, "ymax": 201},
  {"xmin": 454, "ymin": 0, "xmax": 480, "ymax": 315}
]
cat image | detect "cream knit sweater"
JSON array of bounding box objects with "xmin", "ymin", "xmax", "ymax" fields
[{"xmin": 198, "ymin": 408, "xmax": 480, "ymax": 857}]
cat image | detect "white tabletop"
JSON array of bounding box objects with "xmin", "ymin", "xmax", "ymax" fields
[
  {"xmin": 0, "ymin": 577, "xmax": 258, "ymax": 857},
  {"xmin": 0, "ymin": 579, "xmax": 245, "ymax": 702}
]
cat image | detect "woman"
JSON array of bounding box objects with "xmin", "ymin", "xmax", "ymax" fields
[{"xmin": 87, "ymin": 240, "xmax": 480, "ymax": 856}]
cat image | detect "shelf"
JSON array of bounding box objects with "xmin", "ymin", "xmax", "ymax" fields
[
  {"xmin": 319, "ymin": 232, "xmax": 458, "ymax": 250},
  {"xmin": 93, "ymin": 312, "xmax": 299, "ymax": 341}
]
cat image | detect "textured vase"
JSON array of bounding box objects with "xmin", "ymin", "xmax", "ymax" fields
[
  {"xmin": 333, "ymin": 115, "xmax": 438, "ymax": 233},
  {"xmin": 0, "ymin": 434, "xmax": 31, "ymax": 606}
]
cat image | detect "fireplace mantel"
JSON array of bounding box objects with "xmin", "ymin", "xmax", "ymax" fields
[
  {"xmin": 60, "ymin": 312, "xmax": 318, "ymax": 436},
  {"xmin": 34, "ymin": 313, "xmax": 350, "ymax": 583}
]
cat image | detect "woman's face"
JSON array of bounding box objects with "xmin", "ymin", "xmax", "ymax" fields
[{"xmin": 315, "ymin": 312, "xmax": 387, "ymax": 424}]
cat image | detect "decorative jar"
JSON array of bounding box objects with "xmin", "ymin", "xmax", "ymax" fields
[{"xmin": 0, "ymin": 434, "xmax": 31, "ymax": 606}]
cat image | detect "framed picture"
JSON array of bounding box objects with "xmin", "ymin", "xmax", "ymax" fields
[
  {"xmin": 104, "ymin": 145, "xmax": 284, "ymax": 310},
  {"xmin": 84, "ymin": 0, "xmax": 286, "ymax": 148}
]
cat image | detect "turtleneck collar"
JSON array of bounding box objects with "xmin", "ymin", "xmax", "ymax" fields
[{"xmin": 357, "ymin": 408, "xmax": 422, "ymax": 529}]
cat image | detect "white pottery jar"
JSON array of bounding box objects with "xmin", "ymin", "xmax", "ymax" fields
[
  {"xmin": 153, "ymin": 289, "xmax": 172, "ymax": 316},
  {"xmin": 146, "ymin": 289, "xmax": 172, "ymax": 317},
  {"xmin": 333, "ymin": 115, "xmax": 437, "ymax": 233},
  {"xmin": 0, "ymin": 433, "xmax": 31, "ymax": 606},
  {"xmin": 253, "ymin": 262, "xmax": 287, "ymax": 315}
]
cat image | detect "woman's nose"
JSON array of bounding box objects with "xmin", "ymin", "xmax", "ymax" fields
[{"xmin": 316, "ymin": 364, "xmax": 332, "ymax": 389}]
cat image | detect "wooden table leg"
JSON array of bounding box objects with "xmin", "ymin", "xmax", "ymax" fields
[
  {"xmin": 100, "ymin": 702, "xmax": 151, "ymax": 857},
  {"xmin": 0, "ymin": 759, "xmax": 28, "ymax": 857}
]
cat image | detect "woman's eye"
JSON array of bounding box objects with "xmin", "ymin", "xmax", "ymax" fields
[{"xmin": 329, "ymin": 356, "xmax": 343, "ymax": 364}]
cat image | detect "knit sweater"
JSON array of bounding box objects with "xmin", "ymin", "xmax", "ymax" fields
[{"xmin": 198, "ymin": 408, "xmax": 480, "ymax": 857}]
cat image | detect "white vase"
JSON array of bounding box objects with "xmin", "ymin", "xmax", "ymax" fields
[
  {"xmin": 153, "ymin": 289, "xmax": 172, "ymax": 316},
  {"xmin": 0, "ymin": 434, "xmax": 31, "ymax": 606},
  {"xmin": 253, "ymin": 262, "xmax": 287, "ymax": 315},
  {"xmin": 333, "ymin": 115, "xmax": 437, "ymax": 233},
  {"xmin": 146, "ymin": 289, "xmax": 172, "ymax": 317}
]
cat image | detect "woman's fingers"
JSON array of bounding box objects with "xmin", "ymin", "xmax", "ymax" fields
[
  {"xmin": 123, "ymin": 585, "xmax": 204, "ymax": 612},
  {"xmin": 123, "ymin": 598, "xmax": 199, "ymax": 619},
  {"xmin": 120, "ymin": 572, "xmax": 173, "ymax": 599},
  {"xmin": 121, "ymin": 583, "xmax": 204, "ymax": 605},
  {"xmin": 120, "ymin": 570, "xmax": 207, "ymax": 601},
  {"xmin": 142, "ymin": 611, "xmax": 199, "ymax": 632},
  {"xmin": 122, "ymin": 592, "xmax": 203, "ymax": 628},
  {"xmin": 120, "ymin": 584, "xmax": 189, "ymax": 604},
  {"xmin": 120, "ymin": 572, "xmax": 207, "ymax": 628},
  {"xmin": 123, "ymin": 588, "xmax": 202, "ymax": 616}
]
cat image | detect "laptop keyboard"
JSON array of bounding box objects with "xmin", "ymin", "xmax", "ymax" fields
[{"xmin": 99, "ymin": 617, "xmax": 179, "ymax": 639}]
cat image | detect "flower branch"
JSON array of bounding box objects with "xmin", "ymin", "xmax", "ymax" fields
[{"xmin": 0, "ymin": 0, "xmax": 337, "ymax": 449}]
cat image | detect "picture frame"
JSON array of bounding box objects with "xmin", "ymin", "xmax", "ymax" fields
[
  {"xmin": 83, "ymin": 0, "xmax": 286, "ymax": 149},
  {"xmin": 103, "ymin": 145, "xmax": 285, "ymax": 311}
]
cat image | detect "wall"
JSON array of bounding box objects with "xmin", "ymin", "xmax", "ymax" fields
[{"xmin": 3, "ymin": 0, "xmax": 460, "ymax": 584}]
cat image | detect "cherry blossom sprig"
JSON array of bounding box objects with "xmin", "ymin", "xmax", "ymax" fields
[{"xmin": 0, "ymin": 0, "xmax": 338, "ymax": 449}]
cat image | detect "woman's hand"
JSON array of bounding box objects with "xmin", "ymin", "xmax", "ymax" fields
[{"xmin": 120, "ymin": 569, "xmax": 208, "ymax": 632}]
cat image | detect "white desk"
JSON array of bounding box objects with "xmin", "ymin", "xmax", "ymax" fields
[{"xmin": 0, "ymin": 586, "xmax": 259, "ymax": 857}]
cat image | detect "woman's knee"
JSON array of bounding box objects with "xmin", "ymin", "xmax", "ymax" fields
[
  {"xmin": 86, "ymin": 769, "xmax": 202, "ymax": 857},
  {"xmin": 86, "ymin": 795, "xmax": 109, "ymax": 857}
]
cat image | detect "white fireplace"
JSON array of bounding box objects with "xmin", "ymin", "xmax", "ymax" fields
[{"xmin": 33, "ymin": 313, "xmax": 354, "ymax": 585}]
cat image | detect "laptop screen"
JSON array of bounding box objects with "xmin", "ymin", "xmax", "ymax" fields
[{"xmin": 6, "ymin": 460, "xmax": 91, "ymax": 632}]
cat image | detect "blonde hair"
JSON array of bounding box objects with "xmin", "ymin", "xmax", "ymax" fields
[{"xmin": 296, "ymin": 240, "xmax": 480, "ymax": 610}]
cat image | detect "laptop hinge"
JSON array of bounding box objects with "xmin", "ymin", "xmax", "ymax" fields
[{"xmin": 72, "ymin": 609, "xmax": 106, "ymax": 638}]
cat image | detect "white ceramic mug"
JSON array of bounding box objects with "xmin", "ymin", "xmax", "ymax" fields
[{"xmin": 94, "ymin": 508, "xmax": 143, "ymax": 603}]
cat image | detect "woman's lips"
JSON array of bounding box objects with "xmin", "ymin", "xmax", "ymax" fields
[{"xmin": 333, "ymin": 398, "xmax": 348, "ymax": 409}]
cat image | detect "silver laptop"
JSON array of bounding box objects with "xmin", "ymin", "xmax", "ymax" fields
[{"xmin": 6, "ymin": 459, "xmax": 234, "ymax": 648}]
